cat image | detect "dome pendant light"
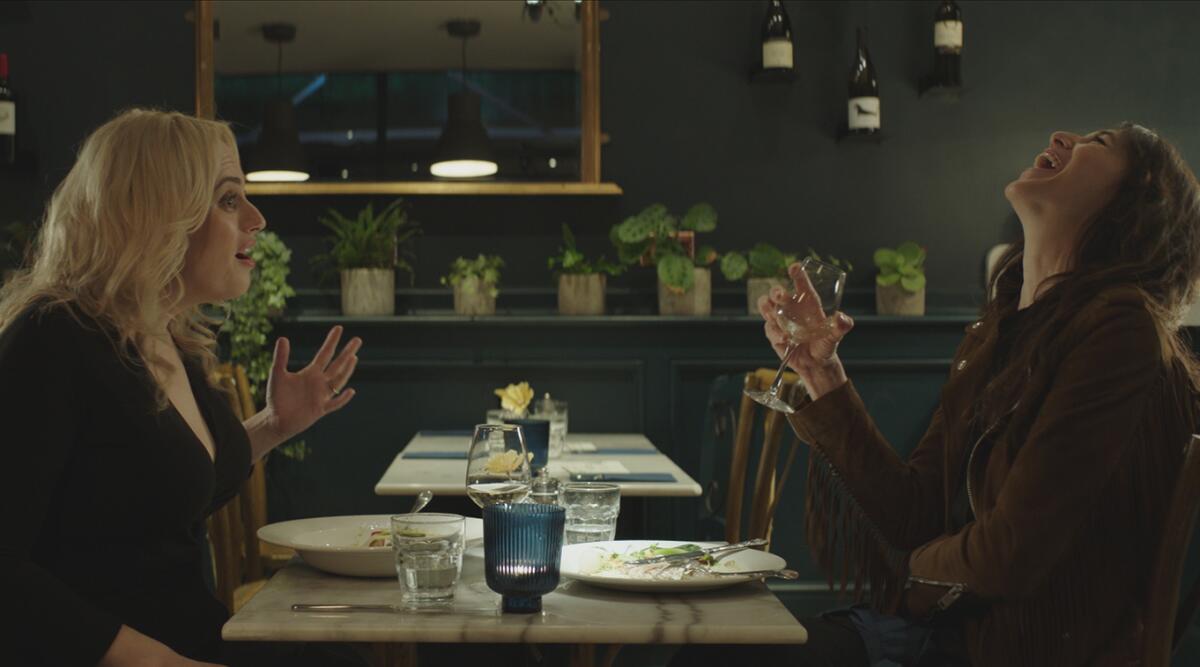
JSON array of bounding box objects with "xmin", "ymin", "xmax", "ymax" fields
[
  {"xmin": 430, "ymin": 19, "xmax": 497, "ymax": 179},
  {"xmin": 246, "ymin": 23, "xmax": 310, "ymax": 183}
]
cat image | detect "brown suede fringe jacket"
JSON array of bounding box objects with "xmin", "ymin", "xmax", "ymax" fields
[{"xmin": 787, "ymin": 287, "xmax": 1197, "ymax": 666}]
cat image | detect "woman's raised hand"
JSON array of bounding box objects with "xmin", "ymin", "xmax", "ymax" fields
[
  {"xmin": 759, "ymin": 262, "xmax": 854, "ymax": 400},
  {"xmin": 262, "ymin": 325, "xmax": 362, "ymax": 443}
]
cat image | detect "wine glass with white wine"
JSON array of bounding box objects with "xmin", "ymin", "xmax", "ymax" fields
[
  {"xmin": 745, "ymin": 257, "xmax": 847, "ymax": 414},
  {"xmin": 465, "ymin": 424, "xmax": 533, "ymax": 508}
]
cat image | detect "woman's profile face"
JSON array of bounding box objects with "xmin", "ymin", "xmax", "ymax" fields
[
  {"xmin": 179, "ymin": 143, "xmax": 266, "ymax": 307},
  {"xmin": 1005, "ymin": 128, "xmax": 1130, "ymax": 228}
]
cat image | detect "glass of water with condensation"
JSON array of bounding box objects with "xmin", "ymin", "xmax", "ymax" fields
[
  {"xmin": 391, "ymin": 513, "xmax": 465, "ymax": 605},
  {"xmin": 560, "ymin": 482, "xmax": 620, "ymax": 545}
]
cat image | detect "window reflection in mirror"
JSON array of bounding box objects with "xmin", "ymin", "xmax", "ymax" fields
[{"xmin": 212, "ymin": 0, "xmax": 582, "ymax": 182}]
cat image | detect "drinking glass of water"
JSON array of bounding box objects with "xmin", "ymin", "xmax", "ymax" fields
[
  {"xmin": 560, "ymin": 482, "xmax": 620, "ymax": 545},
  {"xmin": 391, "ymin": 513, "xmax": 465, "ymax": 606},
  {"xmin": 745, "ymin": 257, "xmax": 846, "ymax": 414}
]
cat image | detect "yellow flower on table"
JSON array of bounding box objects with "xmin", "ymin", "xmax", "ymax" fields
[
  {"xmin": 484, "ymin": 449, "xmax": 532, "ymax": 475},
  {"xmin": 494, "ymin": 381, "xmax": 534, "ymax": 416}
]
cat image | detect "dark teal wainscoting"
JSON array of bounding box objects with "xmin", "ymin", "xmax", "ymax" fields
[{"xmin": 266, "ymin": 310, "xmax": 975, "ymax": 589}]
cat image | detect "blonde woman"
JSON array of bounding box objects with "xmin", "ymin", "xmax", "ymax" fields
[{"xmin": 0, "ymin": 109, "xmax": 362, "ymax": 666}]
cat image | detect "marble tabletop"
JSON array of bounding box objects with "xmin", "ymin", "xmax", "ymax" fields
[
  {"xmin": 374, "ymin": 433, "xmax": 702, "ymax": 498},
  {"xmin": 223, "ymin": 551, "xmax": 808, "ymax": 645}
]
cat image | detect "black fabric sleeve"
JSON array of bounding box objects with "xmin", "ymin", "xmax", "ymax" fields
[{"xmin": 0, "ymin": 307, "xmax": 123, "ymax": 666}]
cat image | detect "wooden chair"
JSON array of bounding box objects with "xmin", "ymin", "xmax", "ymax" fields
[
  {"xmin": 722, "ymin": 368, "xmax": 805, "ymax": 548},
  {"xmin": 1144, "ymin": 434, "xmax": 1200, "ymax": 666},
  {"xmin": 207, "ymin": 363, "xmax": 292, "ymax": 611}
]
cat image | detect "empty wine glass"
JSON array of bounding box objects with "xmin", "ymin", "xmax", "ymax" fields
[
  {"xmin": 465, "ymin": 424, "xmax": 532, "ymax": 509},
  {"xmin": 745, "ymin": 257, "xmax": 847, "ymax": 414}
]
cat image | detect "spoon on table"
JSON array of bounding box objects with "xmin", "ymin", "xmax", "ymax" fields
[{"xmin": 409, "ymin": 489, "xmax": 433, "ymax": 514}]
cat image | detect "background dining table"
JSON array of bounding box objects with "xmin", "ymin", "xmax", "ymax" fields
[
  {"xmin": 375, "ymin": 432, "xmax": 703, "ymax": 498},
  {"xmin": 222, "ymin": 547, "xmax": 808, "ymax": 667}
]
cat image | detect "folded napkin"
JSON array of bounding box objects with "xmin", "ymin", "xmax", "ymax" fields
[
  {"xmin": 402, "ymin": 451, "xmax": 468, "ymax": 460},
  {"xmin": 569, "ymin": 472, "xmax": 677, "ymax": 483}
]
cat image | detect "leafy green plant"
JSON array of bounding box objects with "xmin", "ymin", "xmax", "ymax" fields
[
  {"xmin": 441, "ymin": 254, "xmax": 504, "ymax": 298},
  {"xmin": 220, "ymin": 231, "xmax": 309, "ymax": 461},
  {"xmin": 311, "ymin": 199, "xmax": 421, "ymax": 281},
  {"xmin": 610, "ymin": 202, "xmax": 719, "ymax": 293},
  {"xmin": 874, "ymin": 241, "xmax": 926, "ymax": 293},
  {"xmin": 721, "ymin": 244, "xmax": 853, "ymax": 282},
  {"xmin": 222, "ymin": 230, "xmax": 296, "ymax": 398},
  {"xmin": 548, "ymin": 224, "xmax": 623, "ymax": 277},
  {"xmin": 720, "ymin": 243, "xmax": 795, "ymax": 281}
]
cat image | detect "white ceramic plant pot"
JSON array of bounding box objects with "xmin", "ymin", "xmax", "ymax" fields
[
  {"xmin": 745, "ymin": 277, "xmax": 789, "ymax": 315},
  {"xmin": 876, "ymin": 283, "xmax": 925, "ymax": 316},
  {"xmin": 658, "ymin": 267, "xmax": 712, "ymax": 316},
  {"xmin": 454, "ymin": 277, "xmax": 497, "ymax": 316},
  {"xmin": 340, "ymin": 268, "xmax": 395, "ymax": 316},
  {"xmin": 558, "ymin": 273, "xmax": 606, "ymax": 316}
]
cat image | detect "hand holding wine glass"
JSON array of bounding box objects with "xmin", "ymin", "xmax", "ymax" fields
[
  {"xmin": 750, "ymin": 258, "xmax": 853, "ymax": 412},
  {"xmin": 465, "ymin": 424, "xmax": 532, "ymax": 509}
]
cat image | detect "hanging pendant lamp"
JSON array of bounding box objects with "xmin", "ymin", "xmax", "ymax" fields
[
  {"xmin": 430, "ymin": 19, "xmax": 497, "ymax": 179},
  {"xmin": 246, "ymin": 23, "xmax": 310, "ymax": 183}
]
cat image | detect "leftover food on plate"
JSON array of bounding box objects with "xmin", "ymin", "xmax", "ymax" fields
[{"xmin": 583, "ymin": 543, "xmax": 735, "ymax": 581}]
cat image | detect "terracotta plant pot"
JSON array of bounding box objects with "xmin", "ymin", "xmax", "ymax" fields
[
  {"xmin": 658, "ymin": 267, "xmax": 712, "ymax": 316},
  {"xmin": 876, "ymin": 283, "xmax": 925, "ymax": 316},
  {"xmin": 340, "ymin": 268, "xmax": 395, "ymax": 316},
  {"xmin": 454, "ymin": 277, "xmax": 497, "ymax": 316},
  {"xmin": 745, "ymin": 277, "xmax": 789, "ymax": 315},
  {"xmin": 558, "ymin": 273, "xmax": 606, "ymax": 316}
]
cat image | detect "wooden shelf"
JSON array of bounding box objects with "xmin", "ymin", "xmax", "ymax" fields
[{"xmin": 244, "ymin": 181, "xmax": 624, "ymax": 196}]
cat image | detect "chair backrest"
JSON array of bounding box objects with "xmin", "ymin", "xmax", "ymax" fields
[
  {"xmin": 1144, "ymin": 434, "xmax": 1200, "ymax": 666},
  {"xmin": 723, "ymin": 368, "xmax": 804, "ymax": 547},
  {"xmin": 207, "ymin": 363, "xmax": 269, "ymax": 609}
]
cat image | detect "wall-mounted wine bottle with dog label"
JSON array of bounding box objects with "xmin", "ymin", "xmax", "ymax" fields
[{"xmin": 847, "ymin": 28, "xmax": 879, "ymax": 135}]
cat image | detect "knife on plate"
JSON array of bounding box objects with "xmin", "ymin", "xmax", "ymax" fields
[{"xmin": 624, "ymin": 538, "xmax": 768, "ymax": 565}]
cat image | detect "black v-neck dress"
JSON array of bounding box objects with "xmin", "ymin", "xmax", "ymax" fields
[{"xmin": 0, "ymin": 302, "xmax": 251, "ymax": 665}]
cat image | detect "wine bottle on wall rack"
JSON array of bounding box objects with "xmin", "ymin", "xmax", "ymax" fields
[
  {"xmin": 933, "ymin": 0, "xmax": 963, "ymax": 87},
  {"xmin": 760, "ymin": 0, "xmax": 793, "ymax": 71},
  {"xmin": 847, "ymin": 27, "xmax": 880, "ymax": 135},
  {"xmin": 0, "ymin": 53, "xmax": 14, "ymax": 164}
]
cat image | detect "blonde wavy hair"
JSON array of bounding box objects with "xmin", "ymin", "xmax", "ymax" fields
[{"xmin": 0, "ymin": 108, "xmax": 237, "ymax": 406}]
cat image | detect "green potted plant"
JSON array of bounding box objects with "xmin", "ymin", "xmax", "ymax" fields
[
  {"xmin": 312, "ymin": 199, "xmax": 420, "ymax": 316},
  {"xmin": 611, "ymin": 202, "xmax": 719, "ymax": 316},
  {"xmin": 874, "ymin": 241, "xmax": 926, "ymax": 316},
  {"xmin": 220, "ymin": 231, "xmax": 307, "ymax": 460},
  {"xmin": 722, "ymin": 245, "xmax": 854, "ymax": 314},
  {"xmin": 441, "ymin": 254, "xmax": 504, "ymax": 316},
  {"xmin": 548, "ymin": 224, "xmax": 624, "ymax": 316}
]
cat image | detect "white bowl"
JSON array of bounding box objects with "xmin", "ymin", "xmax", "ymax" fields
[{"xmin": 258, "ymin": 514, "xmax": 483, "ymax": 578}]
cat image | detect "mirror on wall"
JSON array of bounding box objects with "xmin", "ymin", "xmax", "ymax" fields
[{"xmin": 209, "ymin": 0, "xmax": 592, "ymax": 184}]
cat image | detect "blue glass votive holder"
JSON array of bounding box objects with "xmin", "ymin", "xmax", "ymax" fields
[
  {"xmin": 483, "ymin": 502, "xmax": 565, "ymax": 614},
  {"xmin": 504, "ymin": 418, "xmax": 550, "ymax": 472}
]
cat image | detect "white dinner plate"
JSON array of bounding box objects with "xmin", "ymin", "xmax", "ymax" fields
[
  {"xmin": 257, "ymin": 514, "xmax": 483, "ymax": 578},
  {"xmin": 559, "ymin": 540, "xmax": 787, "ymax": 593}
]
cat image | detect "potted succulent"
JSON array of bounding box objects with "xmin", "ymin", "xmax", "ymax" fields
[
  {"xmin": 874, "ymin": 241, "xmax": 927, "ymax": 316},
  {"xmin": 442, "ymin": 254, "xmax": 504, "ymax": 316},
  {"xmin": 611, "ymin": 202, "xmax": 718, "ymax": 316},
  {"xmin": 313, "ymin": 199, "xmax": 420, "ymax": 316},
  {"xmin": 547, "ymin": 224, "xmax": 624, "ymax": 316}
]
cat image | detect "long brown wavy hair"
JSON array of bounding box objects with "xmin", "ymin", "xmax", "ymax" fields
[{"xmin": 983, "ymin": 122, "xmax": 1200, "ymax": 423}]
